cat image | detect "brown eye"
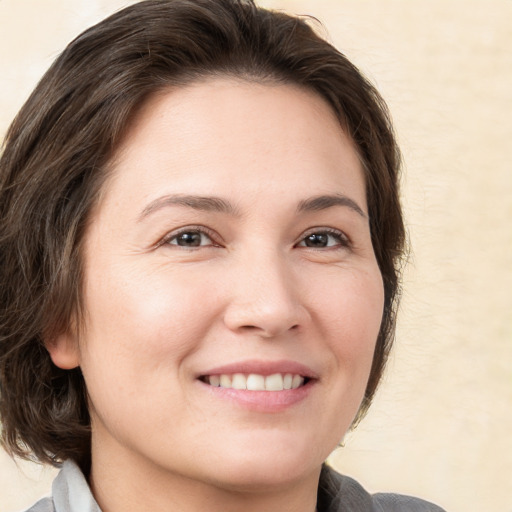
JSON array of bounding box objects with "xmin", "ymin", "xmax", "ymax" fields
[
  {"xmin": 297, "ymin": 230, "xmax": 349, "ymax": 249},
  {"xmin": 304, "ymin": 233, "xmax": 329, "ymax": 247},
  {"xmin": 168, "ymin": 230, "xmax": 213, "ymax": 247}
]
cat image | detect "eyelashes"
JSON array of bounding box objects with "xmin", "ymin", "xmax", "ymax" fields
[
  {"xmin": 160, "ymin": 225, "xmax": 351, "ymax": 250},
  {"xmin": 161, "ymin": 225, "xmax": 219, "ymax": 248},
  {"xmin": 297, "ymin": 228, "xmax": 350, "ymax": 249}
]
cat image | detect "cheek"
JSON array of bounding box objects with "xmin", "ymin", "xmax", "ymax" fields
[
  {"xmin": 77, "ymin": 264, "xmax": 217, "ymax": 424},
  {"xmin": 313, "ymin": 265, "xmax": 384, "ymax": 369},
  {"xmin": 83, "ymin": 260, "xmax": 217, "ymax": 349},
  {"xmin": 318, "ymin": 264, "xmax": 383, "ymax": 330}
]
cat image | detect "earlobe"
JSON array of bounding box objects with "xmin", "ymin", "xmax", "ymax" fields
[{"xmin": 45, "ymin": 332, "xmax": 80, "ymax": 370}]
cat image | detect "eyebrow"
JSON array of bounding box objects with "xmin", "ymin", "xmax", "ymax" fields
[
  {"xmin": 138, "ymin": 194, "xmax": 240, "ymax": 221},
  {"xmin": 137, "ymin": 192, "xmax": 367, "ymax": 222},
  {"xmin": 296, "ymin": 194, "xmax": 367, "ymax": 219}
]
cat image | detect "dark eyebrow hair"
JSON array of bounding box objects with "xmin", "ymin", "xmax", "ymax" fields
[
  {"xmin": 296, "ymin": 194, "xmax": 367, "ymax": 219},
  {"xmin": 138, "ymin": 192, "xmax": 367, "ymax": 222},
  {"xmin": 138, "ymin": 194, "xmax": 240, "ymax": 221}
]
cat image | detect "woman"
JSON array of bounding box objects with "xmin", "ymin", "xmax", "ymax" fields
[{"xmin": 0, "ymin": 1, "xmax": 445, "ymax": 510}]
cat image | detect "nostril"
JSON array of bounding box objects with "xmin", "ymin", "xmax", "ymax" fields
[
  {"xmin": 223, "ymin": 300, "xmax": 307, "ymax": 338},
  {"xmin": 239, "ymin": 323, "xmax": 300, "ymax": 335}
]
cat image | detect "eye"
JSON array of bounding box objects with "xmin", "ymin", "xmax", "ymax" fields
[
  {"xmin": 164, "ymin": 227, "xmax": 217, "ymax": 248},
  {"xmin": 297, "ymin": 229, "xmax": 350, "ymax": 249}
]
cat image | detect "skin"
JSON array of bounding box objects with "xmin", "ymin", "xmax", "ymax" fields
[{"xmin": 49, "ymin": 78, "xmax": 385, "ymax": 512}]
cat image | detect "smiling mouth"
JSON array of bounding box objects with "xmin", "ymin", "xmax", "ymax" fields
[{"xmin": 200, "ymin": 373, "xmax": 309, "ymax": 391}]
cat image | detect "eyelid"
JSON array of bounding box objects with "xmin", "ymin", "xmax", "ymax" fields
[
  {"xmin": 296, "ymin": 227, "xmax": 352, "ymax": 248},
  {"xmin": 159, "ymin": 225, "xmax": 222, "ymax": 248},
  {"xmin": 156, "ymin": 225, "xmax": 351, "ymax": 250}
]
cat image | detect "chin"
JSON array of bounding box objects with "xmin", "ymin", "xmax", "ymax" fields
[
  {"xmin": 201, "ymin": 435, "xmax": 327, "ymax": 492},
  {"xmin": 211, "ymin": 462, "xmax": 318, "ymax": 493}
]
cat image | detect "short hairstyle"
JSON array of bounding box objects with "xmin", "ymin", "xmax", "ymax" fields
[{"xmin": 0, "ymin": 0, "xmax": 405, "ymax": 470}]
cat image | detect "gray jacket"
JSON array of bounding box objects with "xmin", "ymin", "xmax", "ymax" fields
[{"xmin": 25, "ymin": 461, "xmax": 446, "ymax": 512}]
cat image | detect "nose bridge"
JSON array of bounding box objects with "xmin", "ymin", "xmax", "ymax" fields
[{"xmin": 223, "ymin": 245, "xmax": 305, "ymax": 337}]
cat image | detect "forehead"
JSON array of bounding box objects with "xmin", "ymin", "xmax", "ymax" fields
[{"xmin": 99, "ymin": 77, "xmax": 366, "ymax": 217}]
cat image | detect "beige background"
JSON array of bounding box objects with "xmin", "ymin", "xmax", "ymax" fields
[{"xmin": 1, "ymin": 1, "xmax": 511, "ymax": 511}]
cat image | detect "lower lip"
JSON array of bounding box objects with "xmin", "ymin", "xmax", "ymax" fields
[{"xmin": 198, "ymin": 380, "xmax": 314, "ymax": 413}]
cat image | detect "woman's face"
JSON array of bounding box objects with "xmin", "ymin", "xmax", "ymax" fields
[{"xmin": 52, "ymin": 78, "xmax": 384, "ymax": 490}]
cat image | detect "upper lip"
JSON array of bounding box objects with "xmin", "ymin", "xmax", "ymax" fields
[{"xmin": 198, "ymin": 359, "xmax": 318, "ymax": 379}]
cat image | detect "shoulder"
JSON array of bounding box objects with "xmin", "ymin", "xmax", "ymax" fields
[
  {"xmin": 318, "ymin": 465, "xmax": 447, "ymax": 512},
  {"xmin": 21, "ymin": 496, "xmax": 55, "ymax": 512},
  {"xmin": 373, "ymin": 493, "xmax": 447, "ymax": 512},
  {"xmin": 21, "ymin": 460, "xmax": 101, "ymax": 512}
]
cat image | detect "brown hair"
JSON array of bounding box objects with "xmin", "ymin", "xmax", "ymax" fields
[{"xmin": 0, "ymin": 0, "xmax": 405, "ymax": 470}]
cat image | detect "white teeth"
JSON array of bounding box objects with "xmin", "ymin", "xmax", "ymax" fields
[
  {"xmin": 219, "ymin": 374, "xmax": 232, "ymax": 388},
  {"xmin": 208, "ymin": 373, "xmax": 307, "ymax": 391},
  {"xmin": 265, "ymin": 373, "xmax": 284, "ymax": 391},
  {"xmin": 246, "ymin": 374, "xmax": 265, "ymax": 391},
  {"xmin": 231, "ymin": 373, "xmax": 247, "ymax": 390},
  {"xmin": 209, "ymin": 375, "xmax": 220, "ymax": 387},
  {"xmin": 292, "ymin": 375, "xmax": 304, "ymax": 389}
]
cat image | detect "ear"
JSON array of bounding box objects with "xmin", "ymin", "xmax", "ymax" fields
[{"xmin": 45, "ymin": 331, "xmax": 80, "ymax": 370}]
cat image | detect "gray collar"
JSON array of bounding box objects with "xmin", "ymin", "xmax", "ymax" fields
[{"xmin": 51, "ymin": 460, "xmax": 101, "ymax": 512}]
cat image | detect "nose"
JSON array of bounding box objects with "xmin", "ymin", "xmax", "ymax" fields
[{"xmin": 222, "ymin": 250, "xmax": 309, "ymax": 338}]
